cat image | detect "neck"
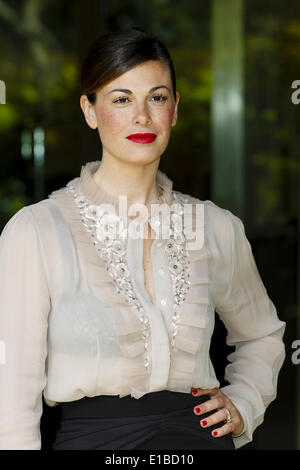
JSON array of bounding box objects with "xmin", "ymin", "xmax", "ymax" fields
[{"xmin": 92, "ymin": 156, "xmax": 161, "ymax": 206}]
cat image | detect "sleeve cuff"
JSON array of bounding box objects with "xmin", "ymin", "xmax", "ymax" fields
[{"xmin": 220, "ymin": 385, "xmax": 255, "ymax": 449}]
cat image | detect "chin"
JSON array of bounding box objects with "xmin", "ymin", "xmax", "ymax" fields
[{"xmin": 118, "ymin": 153, "xmax": 161, "ymax": 166}]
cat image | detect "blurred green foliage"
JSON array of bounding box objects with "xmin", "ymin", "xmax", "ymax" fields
[
  {"xmin": 0, "ymin": 0, "xmax": 81, "ymax": 223},
  {"xmin": 244, "ymin": 0, "xmax": 300, "ymax": 228}
]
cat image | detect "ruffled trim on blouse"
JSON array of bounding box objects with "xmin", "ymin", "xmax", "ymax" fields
[
  {"xmin": 166, "ymin": 204, "xmax": 212, "ymax": 393},
  {"xmin": 49, "ymin": 186, "xmax": 152, "ymax": 398},
  {"xmin": 48, "ymin": 161, "xmax": 209, "ymax": 398}
]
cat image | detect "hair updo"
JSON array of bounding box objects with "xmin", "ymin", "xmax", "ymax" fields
[{"xmin": 81, "ymin": 27, "xmax": 177, "ymax": 104}]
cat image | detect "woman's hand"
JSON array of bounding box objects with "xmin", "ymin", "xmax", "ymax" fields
[{"xmin": 191, "ymin": 387, "xmax": 244, "ymax": 438}]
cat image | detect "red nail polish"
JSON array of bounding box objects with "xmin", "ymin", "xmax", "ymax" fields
[
  {"xmin": 195, "ymin": 407, "xmax": 201, "ymax": 414},
  {"xmin": 192, "ymin": 389, "xmax": 197, "ymax": 395},
  {"xmin": 213, "ymin": 431, "xmax": 218, "ymax": 436},
  {"xmin": 201, "ymin": 420, "xmax": 207, "ymax": 426}
]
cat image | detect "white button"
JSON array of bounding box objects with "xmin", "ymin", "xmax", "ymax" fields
[
  {"xmin": 158, "ymin": 269, "xmax": 164, "ymax": 275},
  {"xmin": 160, "ymin": 299, "xmax": 166, "ymax": 306}
]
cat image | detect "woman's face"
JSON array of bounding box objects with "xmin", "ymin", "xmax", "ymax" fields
[{"xmin": 80, "ymin": 60, "xmax": 180, "ymax": 166}]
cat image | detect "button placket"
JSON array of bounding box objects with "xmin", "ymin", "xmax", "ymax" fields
[{"xmin": 127, "ymin": 233, "xmax": 171, "ymax": 389}]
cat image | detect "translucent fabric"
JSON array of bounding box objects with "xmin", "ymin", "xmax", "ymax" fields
[{"xmin": 0, "ymin": 160, "xmax": 286, "ymax": 449}]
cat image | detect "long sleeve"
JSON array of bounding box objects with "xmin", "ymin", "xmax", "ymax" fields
[
  {"xmin": 216, "ymin": 210, "xmax": 286, "ymax": 449},
  {"xmin": 0, "ymin": 207, "xmax": 51, "ymax": 449}
]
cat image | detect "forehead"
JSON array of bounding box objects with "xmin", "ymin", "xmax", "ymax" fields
[{"xmin": 102, "ymin": 61, "xmax": 171, "ymax": 92}]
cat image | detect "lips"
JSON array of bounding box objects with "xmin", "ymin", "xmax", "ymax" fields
[{"xmin": 126, "ymin": 133, "xmax": 157, "ymax": 144}]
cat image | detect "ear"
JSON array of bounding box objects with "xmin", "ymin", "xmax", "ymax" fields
[
  {"xmin": 80, "ymin": 95, "xmax": 98, "ymax": 129},
  {"xmin": 171, "ymin": 90, "xmax": 180, "ymax": 127}
]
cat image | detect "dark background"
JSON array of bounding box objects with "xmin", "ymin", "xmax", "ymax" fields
[{"xmin": 0, "ymin": 0, "xmax": 299, "ymax": 450}]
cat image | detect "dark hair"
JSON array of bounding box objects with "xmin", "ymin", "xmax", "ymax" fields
[{"xmin": 81, "ymin": 27, "xmax": 177, "ymax": 104}]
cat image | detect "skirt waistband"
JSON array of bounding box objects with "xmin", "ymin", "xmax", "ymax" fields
[{"xmin": 57, "ymin": 390, "xmax": 211, "ymax": 419}]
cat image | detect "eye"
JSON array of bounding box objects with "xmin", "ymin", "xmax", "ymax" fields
[
  {"xmin": 112, "ymin": 93, "xmax": 168, "ymax": 105},
  {"xmin": 113, "ymin": 96, "xmax": 131, "ymax": 105},
  {"xmin": 151, "ymin": 93, "xmax": 168, "ymax": 103}
]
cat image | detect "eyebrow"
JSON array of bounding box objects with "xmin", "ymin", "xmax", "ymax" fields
[{"xmin": 106, "ymin": 85, "xmax": 171, "ymax": 95}]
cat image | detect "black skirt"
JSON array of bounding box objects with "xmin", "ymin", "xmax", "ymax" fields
[{"xmin": 52, "ymin": 390, "xmax": 235, "ymax": 450}]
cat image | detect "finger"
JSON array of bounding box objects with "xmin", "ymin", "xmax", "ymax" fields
[
  {"xmin": 199, "ymin": 408, "xmax": 229, "ymax": 429},
  {"xmin": 211, "ymin": 421, "xmax": 234, "ymax": 438},
  {"xmin": 193, "ymin": 396, "xmax": 224, "ymax": 416},
  {"xmin": 191, "ymin": 387, "xmax": 218, "ymax": 397}
]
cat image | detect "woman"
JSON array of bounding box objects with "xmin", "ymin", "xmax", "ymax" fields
[{"xmin": 0, "ymin": 27, "xmax": 286, "ymax": 451}]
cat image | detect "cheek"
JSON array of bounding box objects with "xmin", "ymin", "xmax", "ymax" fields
[
  {"xmin": 97, "ymin": 109, "xmax": 126, "ymax": 134},
  {"xmin": 159, "ymin": 106, "xmax": 175, "ymax": 126}
]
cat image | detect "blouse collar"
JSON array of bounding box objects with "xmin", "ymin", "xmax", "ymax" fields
[{"xmin": 78, "ymin": 160, "xmax": 174, "ymax": 213}]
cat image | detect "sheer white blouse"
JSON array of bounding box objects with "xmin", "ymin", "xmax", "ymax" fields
[{"xmin": 0, "ymin": 160, "xmax": 286, "ymax": 450}]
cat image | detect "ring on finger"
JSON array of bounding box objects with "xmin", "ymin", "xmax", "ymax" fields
[{"xmin": 222, "ymin": 407, "xmax": 232, "ymax": 423}]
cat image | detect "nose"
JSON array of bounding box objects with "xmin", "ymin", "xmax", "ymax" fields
[{"xmin": 133, "ymin": 102, "xmax": 152, "ymax": 125}]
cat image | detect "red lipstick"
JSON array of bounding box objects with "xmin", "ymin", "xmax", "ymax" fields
[{"xmin": 126, "ymin": 133, "xmax": 157, "ymax": 144}]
